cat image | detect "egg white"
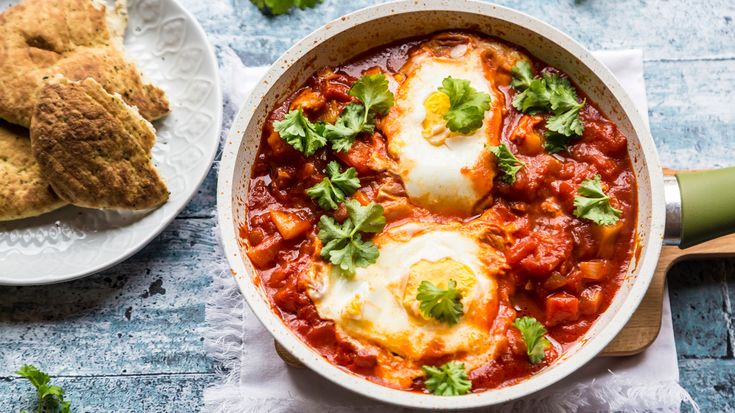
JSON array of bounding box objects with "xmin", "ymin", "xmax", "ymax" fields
[
  {"xmin": 306, "ymin": 221, "xmax": 504, "ymax": 363},
  {"xmin": 382, "ymin": 45, "xmax": 501, "ymax": 216}
]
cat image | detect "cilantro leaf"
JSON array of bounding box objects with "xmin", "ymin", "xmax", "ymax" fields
[
  {"xmin": 417, "ymin": 279, "xmax": 464, "ymax": 325},
  {"xmin": 543, "ymin": 131, "xmax": 572, "ymax": 154},
  {"xmin": 17, "ymin": 364, "xmax": 73, "ymax": 413},
  {"xmin": 345, "ymin": 198, "xmax": 385, "ymax": 234},
  {"xmin": 511, "ymin": 60, "xmax": 535, "ymax": 90},
  {"xmin": 323, "ymin": 103, "xmax": 374, "ymax": 152},
  {"xmin": 250, "ymin": 0, "xmax": 321, "ymax": 15},
  {"xmin": 486, "ymin": 144, "xmax": 525, "ymax": 184},
  {"xmin": 438, "ymin": 76, "xmax": 492, "ymax": 134},
  {"xmin": 513, "ymin": 316, "xmax": 551, "ymax": 364},
  {"xmin": 510, "ymin": 62, "xmax": 586, "ymax": 151},
  {"xmin": 317, "ymin": 200, "xmax": 385, "ymax": 277},
  {"xmin": 573, "ymin": 175, "xmax": 622, "ymax": 225},
  {"xmin": 349, "ymin": 73, "xmax": 394, "ymax": 120},
  {"xmin": 305, "ymin": 161, "xmax": 360, "ymax": 210},
  {"xmin": 422, "ymin": 361, "xmax": 472, "ymax": 396},
  {"xmin": 273, "ymin": 108, "xmax": 326, "ymax": 156},
  {"xmin": 512, "ymin": 76, "xmax": 551, "ymax": 114}
]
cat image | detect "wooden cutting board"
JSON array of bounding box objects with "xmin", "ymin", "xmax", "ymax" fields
[
  {"xmin": 275, "ymin": 233, "xmax": 735, "ymax": 364},
  {"xmin": 602, "ymin": 232, "xmax": 735, "ymax": 356}
]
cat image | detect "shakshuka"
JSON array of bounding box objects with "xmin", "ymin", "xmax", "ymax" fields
[{"xmin": 242, "ymin": 32, "xmax": 637, "ymax": 395}]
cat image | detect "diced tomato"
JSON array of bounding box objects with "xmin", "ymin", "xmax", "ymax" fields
[
  {"xmin": 290, "ymin": 88, "xmax": 326, "ymax": 112},
  {"xmin": 269, "ymin": 210, "xmax": 311, "ymax": 240},
  {"xmin": 578, "ymin": 260, "xmax": 610, "ymax": 281},
  {"xmin": 246, "ymin": 233, "xmax": 283, "ymax": 269},
  {"xmin": 579, "ymin": 286, "xmax": 604, "ymax": 315},
  {"xmin": 545, "ymin": 292, "xmax": 580, "ymax": 326},
  {"xmin": 335, "ymin": 140, "xmax": 371, "ymax": 174}
]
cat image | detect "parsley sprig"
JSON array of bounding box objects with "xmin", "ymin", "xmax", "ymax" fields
[
  {"xmin": 306, "ymin": 161, "xmax": 360, "ymax": 210},
  {"xmin": 416, "ymin": 279, "xmax": 464, "ymax": 325},
  {"xmin": 573, "ymin": 175, "xmax": 622, "ymax": 225},
  {"xmin": 486, "ymin": 144, "xmax": 525, "ymax": 184},
  {"xmin": 317, "ymin": 199, "xmax": 385, "ymax": 277},
  {"xmin": 422, "ymin": 361, "xmax": 472, "ymax": 396},
  {"xmin": 274, "ymin": 74, "xmax": 394, "ymax": 155},
  {"xmin": 510, "ymin": 61, "xmax": 585, "ymax": 153},
  {"xmin": 250, "ymin": 0, "xmax": 321, "ymax": 15},
  {"xmin": 513, "ymin": 316, "xmax": 551, "ymax": 364},
  {"xmin": 437, "ymin": 77, "xmax": 492, "ymax": 134},
  {"xmin": 17, "ymin": 364, "xmax": 72, "ymax": 413},
  {"xmin": 272, "ymin": 107, "xmax": 326, "ymax": 156}
]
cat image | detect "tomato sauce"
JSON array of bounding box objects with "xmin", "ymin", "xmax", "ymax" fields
[{"xmin": 242, "ymin": 31, "xmax": 637, "ymax": 392}]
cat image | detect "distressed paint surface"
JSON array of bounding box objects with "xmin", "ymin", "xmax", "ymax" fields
[{"xmin": 0, "ymin": 0, "xmax": 733, "ymax": 411}]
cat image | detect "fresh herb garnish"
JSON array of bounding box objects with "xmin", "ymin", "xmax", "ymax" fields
[
  {"xmin": 17, "ymin": 364, "xmax": 72, "ymax": 413},
  {"xmin": 273, "ymin": 107, "xmax": 326, "ymax": 156},
  {"xmin": 437, "ymin": 76, "xmax": 492, "ymax": 134},
  {"xmin": 323, "ymin": 103, "xmax": 374, "ymax": 152},
  {"xmin": 510, "ymin": 61, "xmax": 585, "ymax": 153},
  {"xmin": 306, "ymin": 161, "xmax": 360, "ymax": 210},
  {"xmin": 317, "ymin": 199, "xmax": 385, "ymax": 277},
  {"xmin": 573, "ymin": 175, "xmax": 622, "ymax": 225},
  {"xmin": 323, "ymin": 74, "xmax": 393, "ymax": 152},
  {"xmin": 422, "ymin": 361, "xmax": 472, "ymax": 396},
  {"xmin": 250, "ymin": 0, "xmax": 321, "ymax": 16},
  {"xmin": 275, "ymin": 74, "xmax": 393, "ymax": 154},
  {"xmin": 486, "ymin": 144, "xmax": 525, "ymax": 184},
  {"xmin": 513, "ymin": 316, "xmax": 551, "ymax": 364},
  {"xmin": 417, "ymin": 279, "xmax": 464, "ymax": 325},
  {"xmin": 349, "ymin": 73, "xmax": 394, "ymax": 121}
]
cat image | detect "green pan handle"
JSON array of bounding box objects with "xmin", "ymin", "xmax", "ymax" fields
[{"xmin": 676, "ymin": 167, "xmax": 735, "ymax": 249}]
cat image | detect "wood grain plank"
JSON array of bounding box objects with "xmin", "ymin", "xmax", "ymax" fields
[
  {"xmin": 680, "ymin": 359, "xmax": 735, "ymax": 412},
  {"xmin": 0, "ymin": 218, "xmax": 220, "ymax": 376},
  {"xmin": 182, "ymin": 0, "xmax": 735, "ymax": 66},
  {"xmin": 1, "ymin": 373, "xmax": 215, "ymax": 412}
]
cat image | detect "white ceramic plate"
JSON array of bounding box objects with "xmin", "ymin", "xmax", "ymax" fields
[{"xmin": 0, "ymin": 0, "xmax": 222, "ymax": 285}]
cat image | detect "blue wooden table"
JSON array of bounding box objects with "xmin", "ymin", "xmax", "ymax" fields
[{"xmin": 1, "ymin": 0, "xmax": 734, "ymax": 411}]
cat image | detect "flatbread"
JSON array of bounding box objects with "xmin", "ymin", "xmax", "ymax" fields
[
  {"xmin": 0, "ymin": 122, "xmax": 66, "ymax": 221},
  {"xmin": 31, "ymin": 78, "xmax": 169, "ymax": 210},
  {"xmin": 0, "ymin": 0, "xmax": 169, "ymax": 128}
]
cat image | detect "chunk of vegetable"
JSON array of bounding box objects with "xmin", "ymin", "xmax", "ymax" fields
[
  {"xmin": 593, "ymin": 221, "xmax": 623, "ymax": 258},
  {"xmin": 269, "ymin": 210, "xmax": 311, "ymax": 240},
  {"xmin": 545, "ymin": 292, "xmax": 579, "ymax": 326},
  {"xmin": 246, "ymin": 234, "xmax": 283, "ymax": 269},
  {"xmin": 579, "ymin": 286, "xmax": 603, "ymax": 315},
  {"xmin": 578, "ymin": 260, "xmax": 610, "ymax": 281}
]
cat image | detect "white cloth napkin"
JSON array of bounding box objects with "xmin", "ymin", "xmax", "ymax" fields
[{"xmin": 205, "ymin": 49, "xmax": 696, "ymax": 412}]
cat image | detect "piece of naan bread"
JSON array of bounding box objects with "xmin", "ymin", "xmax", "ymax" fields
[
  {"xmin": 31, "ymin": 78, "xmax": 168, "ymax": 210},
  {"xmin": 0, "ymin": 122, "xmax": 67, "ymax": 221},
  {"xmin": 0, "ymin": 0, "xmax": 169, "ymax": 127}
]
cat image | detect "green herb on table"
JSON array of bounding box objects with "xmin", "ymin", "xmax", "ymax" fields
[
  {"xmin": 573, "ymin": 175, "xmax": 622, "ymax": 225},
  {"xmin": 16, "ymin": 364, "xmax": 72, "ymax": 413},
  {"xmin": 250, "ymin": 0, "xmax": 321, "ymax": 16},
  {"xmin": 510, "ymin": 61, "xmax": 585, "ymax": 153},
  {"xmin": 421, "ymin": 361, "xmax": 472, "ymax": 396},
  {"xmin": 272, "ymin": 107, "xmax": 326, "ymax": 156},
  {"xmin": 317, "ymin": 199, "xmax": 385, "ymax": 277},
  {"xmin": 437, "ymin": 76, "xmax": 492, "ymax": 134},
  {"xmin": 417, "ymin": 279, "xmax": 464, "ymax": 325},
  {"xmin": 306, "ymin": 161, "xmax": 360, "ymax": 210},
  {"xmin": 486, "ymin": 143, "xmax": 525, "ymax": 184},
  {"xmin": 513, "ymin": 316, "xmax": 551, "ymax": 364}
]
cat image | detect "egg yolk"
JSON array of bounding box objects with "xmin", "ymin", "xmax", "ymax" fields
[
  {"xmin": 422, "ymin": 91, "xmax": 452, "ymax": 145},
  {"xmin": 402, "ymin": 257, "xmax": 477, "ymax": 322}
]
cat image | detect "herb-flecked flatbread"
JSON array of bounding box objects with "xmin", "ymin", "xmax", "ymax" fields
[
  {"xmin": 31, "ymin": 78, "xmax": 168, "ymax": 210},
  {"xmin": 0, "ymin": 0, "xmax": 169, "ymax": 128},
  {"xmin": 0, "ymin": 122, "xmax": 66, "ymax": 221}
]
